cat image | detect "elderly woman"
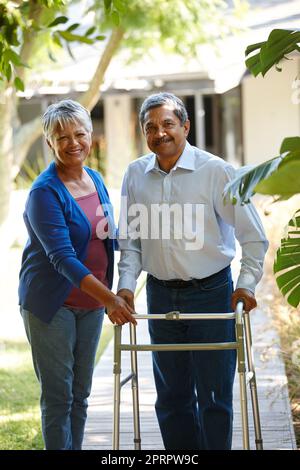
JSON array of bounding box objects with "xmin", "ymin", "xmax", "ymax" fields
[{"xmin": 18, "ymin": 99, "xmax": 136, "ymax": 450}]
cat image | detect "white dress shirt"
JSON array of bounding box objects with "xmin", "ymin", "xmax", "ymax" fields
[{"xmin": 117, "ymin": 141, "xmax": 268, "ymax": 294}]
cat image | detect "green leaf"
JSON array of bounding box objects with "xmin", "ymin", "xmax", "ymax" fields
[
  {"xmin": 14, "ymin": 76, "xmax": 24, "ymax": 92},
  {"xmin": 290, "ymin": 216, "xmax": 300, "ymax": 227},
  {"xmin": 245, "ymin": 29, "xmax": 300, "ymax": 77},
  {"xmin": 279, "ymin": 271, "xmax": 300, "ymax": 296},
  {"xmin": 245, "ymin": 41, "xmax": 265, "ymax": 56},
  {"xmin": 104, "ymin": 0, "xmax": 112, "ymax": 10},
  {"xmin": 274, "ymin": 210, "xmax": 300, "ymax": 307},
  {"xmin": 274, "ymin": 252, "xmax": 300, "ymax": 270},
  {"xmin": 4, "ymin": 49, "xmax": 23, "ymax": 66},
  {"xmin": 223, "ymin": 156, "xmax": 282, "ymax": 205},
  {"xmin": 255, "ymin": 160, "xmax": 300, "ymax": 197},
  {"xmin": 58, "ymin": 31, "xmax": 94, "ymax": 44},
  {"xmin": 95, "ymin": 35, "xmax": 106, "ymax": 41},
  {"xmin": 4, "ymin": 63, "xmax": 12, "ymax": 82},
  {"xmin": 280, "ymin": 137, "xmax": 300, "ymax": 154},
  {"xmin": 113, "ymin": 0, "xmax": 127, "ymax": 14},
  {"xmin": 224, "ymin": 136, "xmax": 300, "ymax": 204},
  {"xmin": 67, "ymin": 23, "xmax": 80, "ymax": 32},
  {"xmin": 47, "ymin": 49, "xmax": 57, "ymax": 62},
  {"xmin": 245, "ymin": 53, "xmax": 263, "ymax": 77},
  {"xmin": 65, "ymin": 42, "xmax": 75, "ymax": 61},
  {"xmin": 7, "ymin": 29, "xmax": 20, "ymax": 47},
  {"xmin": 85, "ymin": 26, "xmax": 96, "ymax": 37},
  {"xmin": 111, "ymin": 11, "xmax": 120, "ymax": 26},
  {"xmin": 48, "ymin": 16, "xmax": 69, "ymax": 27},
  {"xmin": 278, "ymin": 149, "xmax": 300, "ymax": 168},
  {"xmin": 52, "ymin": 33, "xmax": 63, "ymax": 48}
]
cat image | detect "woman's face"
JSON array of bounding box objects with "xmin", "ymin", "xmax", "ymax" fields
[{"xmin": 47, "ymin": 120, "xmax": 92, "ymax": 170}]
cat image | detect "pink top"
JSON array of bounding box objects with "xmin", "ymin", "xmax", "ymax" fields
[{"xmin": 64, "ymin": 191, "xmax": 109, "ymax": 309}]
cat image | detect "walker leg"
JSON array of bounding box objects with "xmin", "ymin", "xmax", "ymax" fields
[
  {"xmin": 113, "ymin": 325, "xmax": 122, "ymax": 450},
  {"xmin": 130, "ymin": 323, "xmax": 142, "ymax": 450},
  {"xmin": 239, "ymin": 372, "xmax": 250, "ymax": 449},
  {"xmin": 244, "ymin": 312, "xmax": 263, "ymax": 450},
  {"xmin": 236, "ymin": 317, "xmax": 250, "ymax": 449}
]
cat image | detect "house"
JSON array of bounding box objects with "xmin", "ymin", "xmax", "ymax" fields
[{"xmin": 19, "ymin": 0, "xmax": 300, "ymax": 189}]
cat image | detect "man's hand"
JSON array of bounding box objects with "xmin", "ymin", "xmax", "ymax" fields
[
  {"xmin": 117, "ymin": 288, "xmax": 135, "ymax": 310},
  {"xmin": 107, "ymin": 294, "xmax": 137, "ymax": 325},
  {"xmin": 231, "ymin": 288, "xmax": 257, "ymax": 312}
]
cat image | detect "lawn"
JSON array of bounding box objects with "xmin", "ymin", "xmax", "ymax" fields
[{"xmin": 0, "ymin": 322, "xmax": 113, "ymax": 450}]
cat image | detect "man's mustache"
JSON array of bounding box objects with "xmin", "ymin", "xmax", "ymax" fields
[{"xmin": 154, "ymin": 137, "xmax": 173, "ymax": 145}]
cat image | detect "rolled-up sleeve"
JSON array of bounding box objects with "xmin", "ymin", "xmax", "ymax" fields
[
  {"xmin": 214, "ymin": 165, "xmax": 269, "ymax": 293},
  {"xmin": 117, "ymin": 170, "xmax": 142, "ymax": 293},
  {"xmin": 26, "ymin": 187, "xmax": 91, "ymax": 287}
]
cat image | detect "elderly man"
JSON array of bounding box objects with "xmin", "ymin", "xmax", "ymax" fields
[{"xmin": 117, "ymin": 92, "xmax": 268, "ymax": 450}]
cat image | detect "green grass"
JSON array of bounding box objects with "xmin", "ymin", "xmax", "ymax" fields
[
  {"xmin": 0, "ymin": 322, "xmax": 113, "ymax": 450},
  {"xmin": 0, "ymin": 340, "xmax": 43, "ymax": 450}
]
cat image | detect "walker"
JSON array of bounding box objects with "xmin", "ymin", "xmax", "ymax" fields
[{"xmin": 112, "ymin": 301, "xmax": 263, "ymax": 450}]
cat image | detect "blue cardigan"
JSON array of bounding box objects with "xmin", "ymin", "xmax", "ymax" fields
[{"xmin": 18, "ymin": 162, "xmax": 116, "ymax": 323}]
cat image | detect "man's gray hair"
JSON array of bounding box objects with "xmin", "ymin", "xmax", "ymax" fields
[
  {"xmin": 139, "ymin": 92, "xmax": 188, "ymax": 126},
  {"xmin": 42, "ymin": 99, "xmax": 93, "ymax": 142}
]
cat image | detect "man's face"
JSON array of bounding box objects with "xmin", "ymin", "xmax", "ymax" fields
[{"xmin": 142, "ymin": 104, "xmax": 190, "ymax": 161}]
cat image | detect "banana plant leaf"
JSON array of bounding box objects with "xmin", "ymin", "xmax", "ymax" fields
[
  {"xmin": 255, "ymin": 159, "xmax": 300, "ymax": 198},
  {"xmin": 245, "ymin": 29, "xmax": 300, "ymax": 77},
  {"xmin": 223, "ymin": 156, "xmax": 282, "ymax": 205},
  {"xmin": 223, "ymin": 137, "xmax": 300, "ymax": 204},
  {"xmin": 274, "ymin": 210, "xmax": 300, "ymax": 308}
]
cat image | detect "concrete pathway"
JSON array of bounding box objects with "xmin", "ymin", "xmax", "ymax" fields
[{"xmin": 83, "ymin": 285, "xmax": 296, "ymax": 450}]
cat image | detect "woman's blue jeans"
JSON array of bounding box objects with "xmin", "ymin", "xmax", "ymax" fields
[
  {"xmin": 146, "ymin": 266, "xmax": 236, "ymax": 450},
  {"xmin": 21, "ymin": 305, "xmax": 104, "ymax": 450}
]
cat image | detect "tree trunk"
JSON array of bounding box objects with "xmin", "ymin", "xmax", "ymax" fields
[
  {"xmin": 13, "ymin": 27, "xmax": 125, "ymax": 179},
  {"xmin": 80, "ymin": 27, "xmax": 125, "ymax": 110},
  {"xmin": 12, "ymin": 117, "xmax": 42, "ymax": 179},
  {"xmin": 0, "ymin": 26, "xmax": 125, "ymax": 232},
  {"xmin": 0, "ymin": 89, "xmax": 14, "ymax": 228}
]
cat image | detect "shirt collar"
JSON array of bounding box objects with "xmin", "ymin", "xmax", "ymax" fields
[{"xmin": 144, "ymin": 141, "xmax": 196, "ymax": 174}]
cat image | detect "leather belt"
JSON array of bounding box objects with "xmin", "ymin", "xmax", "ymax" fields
[{"xmin": 148, "ymin": 266, "xmax": 230, "ymax": 289}]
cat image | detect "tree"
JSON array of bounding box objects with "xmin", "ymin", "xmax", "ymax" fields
[
  {"xmin": 0, "ymin": 0, "xmax": 110, "ymax": 229},
  {"xmin": 0, "ymin": 0, "xmax": 242, "ymax": 231},
  {"xmin": 224, "ymin": 29, "xmax": 300, "ymax": 307}
]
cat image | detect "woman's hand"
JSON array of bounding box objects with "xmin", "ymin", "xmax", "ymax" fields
[
  {"xmin": 79, "ymin": 275, "xmax": 137, "ymax": 325},
  {"xmin": 107, "ymin": 295, "xmax": 137, "ymax": 325}
]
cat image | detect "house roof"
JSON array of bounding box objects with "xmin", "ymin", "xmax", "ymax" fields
[{"xmin": 24, "ymin": 0, "xmax": 300, "ymax": 97}]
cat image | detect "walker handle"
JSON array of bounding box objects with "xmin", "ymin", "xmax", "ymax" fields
[{"xmin": 236, "ymin": 299, "xmax": 245, "ymax": 316}]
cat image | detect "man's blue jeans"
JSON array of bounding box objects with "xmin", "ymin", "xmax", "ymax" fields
[
  {"xmin": 146, "ymin": 266, "xmax": 236, "ymax": 450},
  {"xmin": 21, "ymin": 305, "xmax": 104, "ymax": 450}
]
